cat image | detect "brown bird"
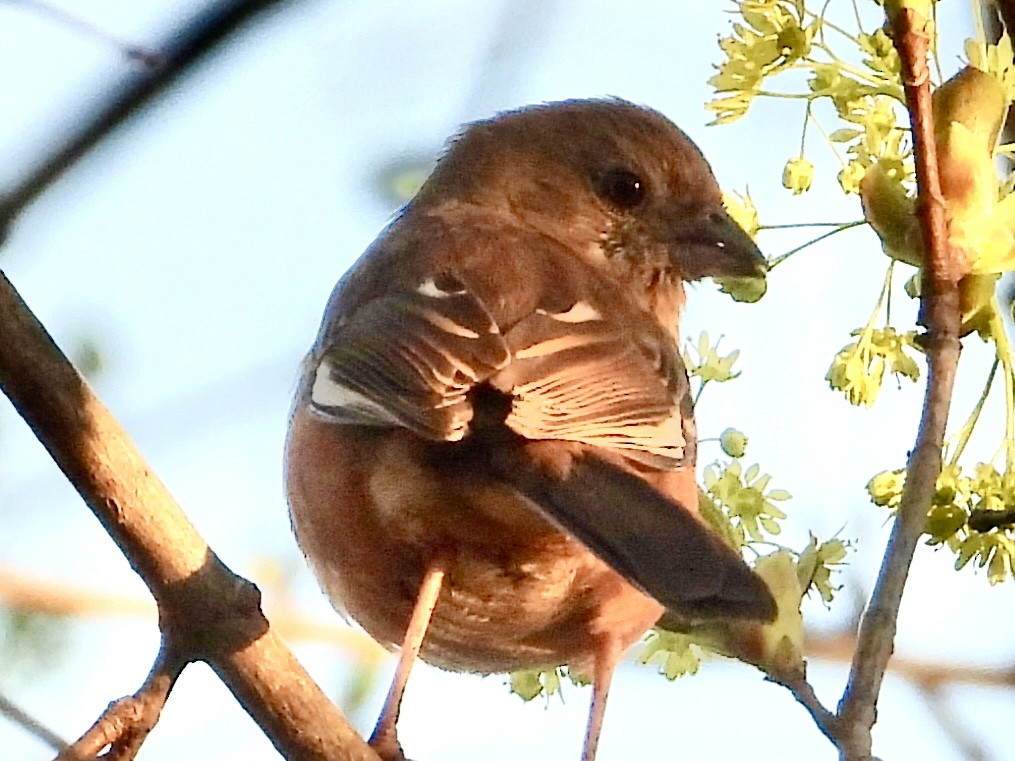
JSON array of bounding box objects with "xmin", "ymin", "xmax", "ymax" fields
[{"xmin": 285, "ymin": 98, "xmax": 775, "ymax": 761}]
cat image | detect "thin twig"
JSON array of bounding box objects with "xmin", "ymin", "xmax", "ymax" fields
[
  {"xmin": 768, "ymin": 668, "xmax": 842, "ymax": 747},
  {"xmin": 836, "ymin": 6, "xmax": 963, "ymax": 760},
  {"xmin": 0, "ymin": 269, "xmax": 378, "ymax": 760},
  {"xmin": 9, "ymin": 0, "xmax": 162, "ymax": 67},
  {"xmin": 54, "ymin": 643, "xmax": 183, "ymax": 761},
  {"xmin": 0, "ymin": 690, "xmax": 68, "ymax": 752}
]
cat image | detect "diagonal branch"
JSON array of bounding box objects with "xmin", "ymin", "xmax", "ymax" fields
[
  {"xmin": 0, "ymin": 0, "xmax": 298, "ymax": 241},
  {"xmin": 836, "ymin": 5, "xmax": 962, "ymax": 759},
  {"xmin": 0, "ymin": 268, "xmax": 378, "ymax": 760},
  {"xmin": 0, "ymin": 690, "xmax": 68, "ymax": 753}
]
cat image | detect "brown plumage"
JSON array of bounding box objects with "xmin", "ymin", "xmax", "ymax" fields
[{"xmin": 285, "ymin": 98, "xmax": 774, "ymax": 761}]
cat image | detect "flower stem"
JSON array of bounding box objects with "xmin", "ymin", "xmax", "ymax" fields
[
  {"xmin": 947, "ymin": 357, "xmax": 999, "ymax": 467},
  {"xmin": 768, "ymin": 220, "xmax": 867, "ymax": 268}
]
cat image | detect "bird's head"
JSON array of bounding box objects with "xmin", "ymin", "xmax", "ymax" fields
[{"xmin": 416, "ymin": 98, "xmax": 767, "ymax": 312}]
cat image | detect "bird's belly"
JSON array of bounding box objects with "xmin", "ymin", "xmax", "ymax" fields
[{"xmin": 285, "ymin": 411, "xmax": 662, "ymax": 674}]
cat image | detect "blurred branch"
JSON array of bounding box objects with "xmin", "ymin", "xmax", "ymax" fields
[
  {"xmin": 0, "ymin": 269, "xmax": 378, "ymax": 760},
  {"xmin": 807, "ymin": 633, "xmax": 1015, "ymax": 691},
  {"xmin": 0, "ymin": 690, "xmax": 67, "ymax": 753},
  {"xmin": 836, "ymin": 5, "xmax": 962, "ymax": 759},
  {"xmin": 920, "ymin": 686, "xmax": 993, "ymax": 761},
  {"xmin": 8, "ymin": 0, "xmax": 162, "ymax": 66},
  {"xmin": 0, "ymin": 564, "xmax": 389, "ymax": 664},
  {"xmin": 5, "ymin": 565, "xmax": 1015, "ymax": 693},
  {"xmin": 0, "ymin": 0, "xmax": 298, "ymax": 242}
]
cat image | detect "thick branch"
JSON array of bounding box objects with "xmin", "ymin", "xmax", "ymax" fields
[
  {"xmin": 0, "ymin": 269, "xmax": 377, "ymax": 760},
  {"xmin": 836, "ymin": 7, "xmax": 962, "ymax": 760},
  {"xmin": 0, "ymin": 0, "xmax": 297, "ymax": 240}
]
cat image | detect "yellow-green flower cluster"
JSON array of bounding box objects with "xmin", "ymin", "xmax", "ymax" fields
[
  {"xmin": 833, "ymin": 95, "xmax": 910, "ymax": 195},
  {"xmin": 722, "ymin": 190, "xmax": 760, "ymax": 238},
  {"xmin": 858, "ymin": 28, "xmax": 901, "ymax": 79},
  {"xmin": 867, "ymin": 467, "xmax": 906, "ymax": 507},
  {"xmin": 720, "ymin": 427, "xmax": 749, "ymax": 458},
  {"xmin": 867, "ymin": 462, "xmax": 1015, "ymax": 583},
  {"xmin": 709, "ymin": 0, "xmax": 813, "ymax": 124},
  {"xmin": 796, "ymin": 535, "xmax": 847, "ymax": 603},
  {"xmin": 639, "ymin": 630, "xmax": 703, "ymax": 680},
  {"xmin": 703, "ymin": 459, "xmax": 791, "ymax": 544},
  {"xmin": 783, "ymin": 156, "xmax": 815, "ymax": 194},
  {"xmin": 826, "ymin": 326, "xmax": 920, "ymax": 407},
  {"xmin": 686, "ymin": 331, "xmax": 741, "ymax": 385},
  {"xmin": 509, "ymin": 666, "xmax": 586, "ymax": 702},
  {"xmin": 710, "ymin": 3, "xmax": 909, "ymax": 196}
]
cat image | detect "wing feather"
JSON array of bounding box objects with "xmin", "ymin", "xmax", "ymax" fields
[
  {"xmin": 310, "ymin": 276, "xmax": 510, "ymax": 441},
  {"xmin": 310, "ymin": 275, "xmax": 692, "ymax": 469},
  {"xmin": 493, "ymin": 306, "xmax": 692, "ymax": 469}
]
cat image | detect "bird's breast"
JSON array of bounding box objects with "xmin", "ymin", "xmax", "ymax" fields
[{"xmin": 285, "ymin": 408, "xmax": 662, "ymax": 674}]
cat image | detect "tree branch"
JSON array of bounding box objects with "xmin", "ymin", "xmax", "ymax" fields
[
  {"xmin": 768, "ymin": 667, "xmax": 842, "ymax": 748},
  {"xmin": 5, "ymin": 567, "xmax": 1013, "ymax": 692},
  {"xmin": 55, "ymin": 643, "xmax": 183, "ymax": 761},
  {"xmin": 0, "ymin": 564, "xmax": 390, "ymax": 664},
  {"xmin": 836, "ymin": 5, "xmax": 962, "ymax": 759},
  {"xmin": 0, "ymin": 268, "xmax": 378, "ymax": 760},
  {"xmin": 0, "ymin": 0, "xmax": 298, "ymax": 241},
  {"xmin": 0, "ymin": 690, "xmax": 68, "ymax": 753}
]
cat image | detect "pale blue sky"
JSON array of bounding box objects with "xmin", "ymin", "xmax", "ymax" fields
[{"xmin": 1, "ymin": 2, "xmax": 1012, "ymax": 760}]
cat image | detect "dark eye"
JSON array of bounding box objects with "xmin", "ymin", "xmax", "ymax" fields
[{"xmin": 596, "ymin": 168, "xmax": 646, "ymax": 210}]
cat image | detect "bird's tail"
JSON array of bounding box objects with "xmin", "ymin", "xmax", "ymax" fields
[{"xmin": 493, "ymin": 446, "xmax": 777, "ymax": 623}]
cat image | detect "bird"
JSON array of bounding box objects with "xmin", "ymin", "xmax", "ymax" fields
[{"xmin": 285, "ymin": 98, "xmax": 776, "ymax": 761}]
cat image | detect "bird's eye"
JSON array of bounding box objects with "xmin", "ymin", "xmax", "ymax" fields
[{"xmin": 597, "ymin": 168, "xmax": 646, "ymax": 210}]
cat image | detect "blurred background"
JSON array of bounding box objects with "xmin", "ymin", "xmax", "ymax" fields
[{"xmin": 1, "ymin": 1, "xmax": 1012, "ymax": 759}]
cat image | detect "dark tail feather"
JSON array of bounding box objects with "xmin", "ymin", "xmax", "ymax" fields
[{"xmin": 495, "ymin": 449, "xmax": 776, "ymax": 623}]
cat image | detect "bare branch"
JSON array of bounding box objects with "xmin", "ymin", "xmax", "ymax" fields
[
  {"xmin": 8, "ymin": 0, "xmax": 163, "ymax": 67},
  {"xmin": 55, "ymin": 644, "xmax": 183, "ymax": 761},
  {"xmin": 0, "ymin": 268, "xmax": 378, "ymax": 759},
  {"xmin": 768, "ymin": 667, "xmax": 842, "ymax": 748},
  {"xmin": 836, "ymin": 5, "xmax": 963, "ymax": 759}
]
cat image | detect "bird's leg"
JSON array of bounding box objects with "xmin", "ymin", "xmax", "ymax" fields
[
  {"xmin": 581, "ymin": 636, "xmax": 622, "ymax": 761},
  {"xmin": 369, "ymin": 556, "xmax": 449, "ymax": 761}
]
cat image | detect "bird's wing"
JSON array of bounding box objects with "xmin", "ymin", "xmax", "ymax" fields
[
  {"xmin": 307, "ymin": 274, "xmax": 510, "ymax": 442},
  {"xmin": 493, "ymin": 302, "xmax": 693, "ymax": 470},
  {"xmin": 309, "ymin": 271, "xmax": 690, "ymax": 470}
]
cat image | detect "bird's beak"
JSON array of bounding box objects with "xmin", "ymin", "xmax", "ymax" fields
[{"xmin": 665, "ymin": 204, "xmax": 768, "ymax": 301}]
